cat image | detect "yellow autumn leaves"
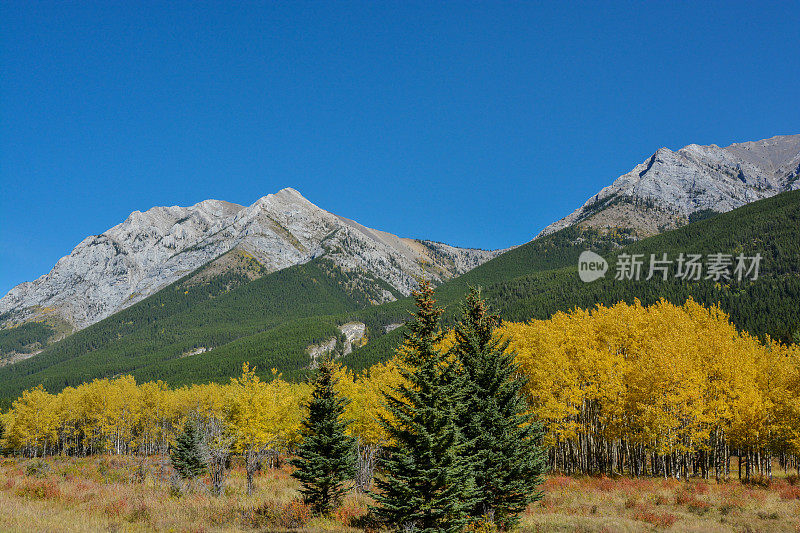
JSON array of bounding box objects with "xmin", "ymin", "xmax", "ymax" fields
[
  {"xmin": 507, "ymin": 298, "xmax": 800, "ymax": 475},
  {"xmin": 0, "ymin": 358, "xmax": 404, "ymax": 458},
  {"xmin": 3, "ymin": 298, "xmax": 799, "ymax": 470}
]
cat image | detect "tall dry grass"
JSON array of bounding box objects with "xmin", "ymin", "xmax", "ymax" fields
[{"xmin": 0, "ymin": 456, "xmax": 798, "ymax": 532}]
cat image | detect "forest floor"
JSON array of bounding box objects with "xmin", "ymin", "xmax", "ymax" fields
[{"xmin": 0, "ymin": 456, "xmax": 798, "ymax": 532}]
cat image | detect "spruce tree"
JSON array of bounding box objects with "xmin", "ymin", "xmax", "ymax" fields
[
  {"xmin": 291, "ymin": 355, "xmax": 357, "ymax": 515},
  {"xmin": 170, "ymin": 420, "xmax": 207, "ymax": 479},
  {"xmin": 373, "ymin": 280, "xmax": 477, "ymax": 533},
  {"xmin": 452, "ymin": 288, "xmax": 546, "ymax": 529}
]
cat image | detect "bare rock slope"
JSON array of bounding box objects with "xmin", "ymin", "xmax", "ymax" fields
[
  {"xmin": 539, "ymin": 134, "xmax": 800, "ymax": 237},
  {"xmin": 1, "ymin": 188, "xmax": 499, "ymax": 332}
]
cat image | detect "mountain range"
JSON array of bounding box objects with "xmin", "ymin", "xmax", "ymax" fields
[
  {"xmin": 0, "ymin": 133, "xmax": 798, "ymax": 401},
  {"xmin": 0, "ymin": 188, "xmax": 498, "ymax": 332}
]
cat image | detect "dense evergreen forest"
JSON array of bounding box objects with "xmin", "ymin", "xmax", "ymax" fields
[
  {"xmin": 343, "ymin": 189, "xmax": 800, "ymax": 370},
  {"xmin": 0, "ymin": 259, "xmax": 366, "ymax": 404},
  {"xmin": 0, "ymin": 321, "xmax": 53, "ymax": 355},
  {"xmin": 0, "ymin": 190, "xmax": 797, "ymax": 404}
]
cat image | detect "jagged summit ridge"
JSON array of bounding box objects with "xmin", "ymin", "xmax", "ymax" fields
[
  {"xmin": 0, "ymin": 188, "xmax": 499, "ymax": 331},
  {"xmin": 539, "ymin": 134, "xmax": 800, "ymax": 237}
]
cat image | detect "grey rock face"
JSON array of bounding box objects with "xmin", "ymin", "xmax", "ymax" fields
[
  {"xmin": 306, "ymin": 321, "xmax": 367, "ymax": 367},
  {"xmin": 1, "ymin": 188, "xmax": 499, "ymax": 331},
  {"xmin": 539, "ymin": 134, "xmax": 800, "ymax": 237}
]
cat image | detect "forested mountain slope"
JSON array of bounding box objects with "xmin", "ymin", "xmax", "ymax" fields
[
  {"xmin": 342, "ymin": 189, "xmax": 800, "ymax": 370},
  {"xmin": 0, "ymin": 259, "xmax": 370, "ymax": 403}
]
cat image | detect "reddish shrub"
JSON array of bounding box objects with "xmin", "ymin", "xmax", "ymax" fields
[
  {"xmin": 652, "ymin": 494, "xmax": 670, "ymax": 506},
  {"xmin": 15, "ymin": 479, "xmax": 60, "ymax": 500},
  {"xmin": 742, "ymin": 488, "xmax": 767, "ymax": 503},
  {"xmin": 633, "ymin": 510, "xmax": 678, "ymax": 528},
  {"xmin": 543, "ymin": 474, "xmax": 571, "ymax": 491},
  {"xmin": 333, "ymin": 500, "xmax": 368, "ymax": 526},
  {"xmin": 103, "ymin": 497, "xmax": 131, "ymax": 519},
  {"xmin": 596, "ymin": 476, "xmax": 616, "ymax": 492},
  {"xmin": 280, "ymin": 499, "xmax": 313, "ymax": 528},
  {"xmin": 675, "ymin": 490, "xmax": 711, "ymax": 514},
  {"xmin": 251, "ymin": 498, "xmax": 313, "ymax": 529},
  {"xmin": 615, "ymin": 477, "xmax": 637, "ymax": 492},
  {"xmin": 778, "ymin": 485, "xmax": 800, "ymax": 500},
  {"xmin": 539, "ymin": 494, "xmax": 559, "ymax": 511},
  {"xmin": 688, "ymin": 481, "xmax": 710, "ymax": 495},
  {"xmin": 623, "ymin": 496, "xmax": 638, "ymax": 509}
]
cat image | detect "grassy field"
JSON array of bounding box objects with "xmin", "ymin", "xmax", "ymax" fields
[{"xmin": 0, "ymin": 456, "xmax": 798, "ymax": 532}]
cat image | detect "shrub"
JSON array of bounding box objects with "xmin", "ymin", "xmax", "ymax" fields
[
  {"xmin": 688, "ymin": 481, "xmax": 709, "ymax": 495},
  {"xmin": 778, "ymin": 485, "xmax": 800, "ymax": 500},
  {"xmin": 633, "ymin": 510, "xmax": 678, "ymax": 528},
  {"xmin": 348, "ymin": 510, "xmax": 382, "ymax": 532},
  {"xmin": 103, "ymin": 498, "xmax": 131, "ymax": 519},
  {"xmin": 250, "ymin": 498, "xmax": 313, "ymax": 529},
  {"xmin": 623, "ymin": 496, "xmax": 638, "ymax": 509},
  {"xmin": 543, "ymin": 474, "xmax": 572, "ymax": 491},
  {"xmin": 651, "ymin": 494, "xmax": 670, "ymax": 506},
  {"xmin": 281, "ymin": 499, "xmax": 314, "ymax": 528},
  {"xmin": 126, "ymin": 502, "xmax": 151, "ymax": 523},
  {"xmin": 15, "ymin": 478, "xmax": 59, "ymax": 500},
  {"xmin": 333, "ymin": 500, "xmax": 369, "ymax": 527},
  {"xmin": 743, "ymin": 475, "xmax": 771, "ymax": 488},
  {"xmin": 539, "ymin": 494, "xmax": 560, "ymax": 511},
  {"xmin": 465, "ymin": 516, "xmax": 500, "ymax": 533},
  {"xmin": 596, "ymin": 476, "xmax": 616, "ymax": 492},
  {"xmin": 25, "ymin": 459, "xmax": 50, "ymax": 478},
  {"xmin": 719, "ymin": 503, "xmax": 739, "ymax": 515},
  {"xmin": 675, "ymin": 490, "xmax": 710, "ymax": 514}
]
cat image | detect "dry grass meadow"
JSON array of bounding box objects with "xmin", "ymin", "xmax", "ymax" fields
[{"xmin": 0, "ymin": 456, "xmax": 798, "ymax": 532}]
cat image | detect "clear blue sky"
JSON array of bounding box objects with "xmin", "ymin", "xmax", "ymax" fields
[{"xmin": 2, "ymin": 1, "xmax": 799, "ymax": 295}]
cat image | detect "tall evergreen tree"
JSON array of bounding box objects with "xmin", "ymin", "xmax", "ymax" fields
[
  {"xmin": 373, "ymin": 280, "xmax": 477, "ymax": 533},
  {"xmin": 452, "ymin": 288, "xmax": 546, "ymax": 529},
  {"xmin": 291, "ymin": 355, "xmax": 356, "ymax": 515},
  {"xmin": 170, "ymin": 420, "xmax": 207, "ymax": 479}
]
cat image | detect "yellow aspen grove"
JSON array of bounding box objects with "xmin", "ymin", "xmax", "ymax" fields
[
  {"xmin": 336, "ymin": 358, "xmax": 406, "ymax": 490},
  {"xmin": 336, "ymin": 359, "xmax": 405, "ymax": 447},
  {"xmin": 1, "ymin": 301, "xmax": 798, "ymax": 481},
  {"xmin": 507, "ymin": 299, "xmax": 800, "ymax": 479},
  {"xmin": 226, "ymin": 363, "xmax": 309, "ymax": 495},
  {"xmin": 133, "ymin": 380, "xmax": 174, "ymax": 455},
  {"xmin": 1, "ymin": 385, "xmax": 59, "ymax": 457}
]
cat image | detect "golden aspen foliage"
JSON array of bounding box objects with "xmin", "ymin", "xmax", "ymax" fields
[
  {"xmin": 225, "ymin": 363, "xmax": 309, "ymax": 455},
  {"xmin": 505, "ymin": 299, "xmax": 800, "ymax": 478},
  {"xmin": 1, "ymin": 301, "xmax": 798, "ymax": 482},
  {"xmin": 2, "ymin": 385, "xmax": 59, "ymax": 455},
  {"xmin": 336, "ymin": 358, "xmax": 405, "ymax": 446}
]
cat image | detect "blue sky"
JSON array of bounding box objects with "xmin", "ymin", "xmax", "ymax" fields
[{"xmin": 1, "ymin": 1, "xmax": 799, "ymax": 295}]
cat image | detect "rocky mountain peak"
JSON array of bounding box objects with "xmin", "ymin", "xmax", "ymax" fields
[
  {"xmin": 538, "ymin": 134, "xmax": 800, "ymax": 238},
  {"xmin": 1, "ymin": 188, "xmax": 500, "ymax": 333}
]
